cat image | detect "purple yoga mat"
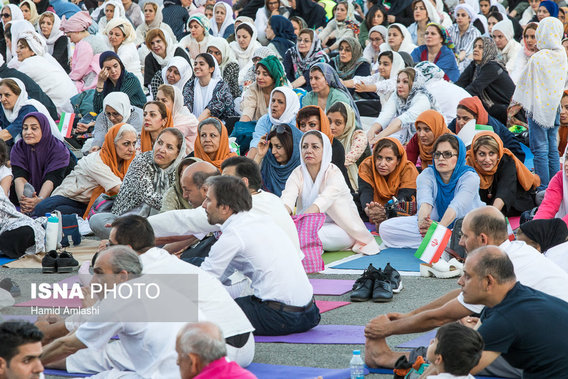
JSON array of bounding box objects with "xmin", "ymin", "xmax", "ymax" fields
[
  {"xmin": 0, "ymin": 315, "xmax": 37, "ymax": 322},
  {"xmin": 248, "ymin": 363, "xmax": 369, "ymax": 379},
  {"xmin": 396, "ymin": 329, "xmax": 437, "ymax": 349},
  {"xmin": 254, "ymin": 324, "xmax": 365, "ymax": 344},
  {"xmin": 310, "ymin": 279, "xmax": 355, "ymax": 296},
  {"xmin": 14, "ymin": 295, "xmax": 82, "ymax": 308}
]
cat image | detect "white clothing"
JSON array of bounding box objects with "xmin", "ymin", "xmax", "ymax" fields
[
  {"xmin": 545, "ymin": 241, "xmax": 568, "ymax": 274},
  {"xmin": 319, "ymin": 222, "xmax": 355, "ymax": 252},
  {"xmin": 458, "ymin": 240, "xmax": 568, "ymax": 313},
  {"xmin": 200, "ymin": 211, "xmax": 313, "ymax": 306},
  {"xmin": 425, "ymin": 80, "xmax": 470, "ymax": 125},
  {"xmin": 0, "ymin": 165, "xmax": 12, "ymax": 182},
  {"xmin": 375, "ymin": 92, "xmax": 431, "ymax": 144},
  {"xmin": 378, "ymin": 215, "xmax": 423, "ymax": 249},
  {"xmin": 509, "ymin": 45, "xmax": 532, "ymax": 85},
  {"xmin": 114, "ymin": 42, "xmax": 144, "ymax": 86},
  {"xmin": 519, "ymin": 7, "xmax": 535, "ymax": 27},
  {"xmin": 380, "ymin": 24, "xmax": 417, "ymax": 55},
  {"xmin": 500, "ymin": 39, "xmax": 522, "ymax": 74}
]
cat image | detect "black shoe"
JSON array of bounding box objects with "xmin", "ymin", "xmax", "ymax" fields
[
  {"xmin": 42, "ymin": 250, "xmax": 58, "ymax": 273},
  {"xmin": 350, "ymin": 264, "xmax": 380, "ymax": 302},
  {"xmin": 372, "ymin": 270, "xmax": 393, "ymax": 302},
  {"xmin": 0, "ymin": 278, "xmax": 21, "ymax": 297},
  {"xmin": 56, "ymin": 251, "xmax": 79, "ymax": 273},
  {"xmin": 383, "ymin": 263, "xmax": 403, "ymax": 293}
]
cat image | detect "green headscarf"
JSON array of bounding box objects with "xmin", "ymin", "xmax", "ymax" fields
[
  {"xmin": 257, "ymin": 55, "xmax": 288, "ymax": 87},
  {"xmin": 188, "ymin": 13, "xmax": 210, "ymax": 33}
]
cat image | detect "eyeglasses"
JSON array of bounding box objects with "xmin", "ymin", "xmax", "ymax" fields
[
  {"xmin": 433, "ymin": 151, "xmax": 458, "ymax": 160},
  {"xmin": 105, "ymin": 111, "xmax": 121, "ymax": 118},
  {"xmin": 1, "ymin": 13, "xmax": 11, "ymax": 18},
  {"xmin": 369, "ymin": 38, "xmax": 382, "ymax": 43},
  {"xmin": 298, "ymin": 38, "xmax": 311, "ymax": 44}
]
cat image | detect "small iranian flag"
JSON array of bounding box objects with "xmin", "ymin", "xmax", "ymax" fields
[
  {"xmin": 506, "ymin": 218, "xmax": 515, "ymax": 241},
  {"xmin": 58, "ymin": 112, "xmax": 75, "ymax": 138},
  {"xmin": 415, "ymin": 222, "xmax": 452, "ymax": 264}
]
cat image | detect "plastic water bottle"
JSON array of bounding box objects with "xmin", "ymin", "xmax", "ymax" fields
[
  {"xmin": 45, "ymin": 213, "xmax": 59, "ymax": 252},
  {"xmin": 350, "ymin": 350, "xmax": 364, "ymax": 379},
  {"xmin": 23, "ymin": 183, "xmax": 35, "ymax": 198}
]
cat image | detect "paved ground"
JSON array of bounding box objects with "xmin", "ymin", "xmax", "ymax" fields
[{"xmin": 0, "ymin": 264, "xmax": 458, "ymax": 379}]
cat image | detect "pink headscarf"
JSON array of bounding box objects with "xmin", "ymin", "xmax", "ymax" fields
[{"xmin": 60, "ymin": 11, "xmax": 92, "ymax": 33}]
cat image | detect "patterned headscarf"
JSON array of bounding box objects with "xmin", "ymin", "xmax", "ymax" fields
[
  {"xmin": 427, "ymin": 22, "xmax": 454, "ymax": 50},
  {"xmin": 414, "ymin": 61, "xmax": 446, "ymax": 82},
  {"xmin": 473, "ymin": 36, "xmax": 500, "ymax": 67},
  {"xmin": 257, "ymin": 55, "xmax": 287, "ymax": 87},
  {"xmin": 187, "ymin": 13, "xmax": 210, "ymax": 33},
  {"xmin": 332, "ymin": 36, "xmax": 368, "ymax": 80}
]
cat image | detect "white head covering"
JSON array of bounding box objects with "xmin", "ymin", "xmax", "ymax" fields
[
  {"xmin": 363, "ymin": 25, "xmax": 387, "ymax": 65},
  {"xmin": 268, "ymin": 86, "xmax": 300, "ymax": 125},
  {"xmin": 7, "ymin": 20, "xmax": 35, "ymax": 67},
  {"xmin": 422, "ymin": 0, "xmax": 441, "ymax": 24},
  {"xmin": 230, "ymin": 22, "xmax": 260, "ymax": 68},
  {"xmin": 512, "ymin": 17, "xmax": 567, "ymax": 127},
  {"xmin": 102, "ymin": 92, "xmax": 132, "ymax": 121},
  {"xmin": 206, "ymin": 36, "xmax": 238, "ymax": 71},
  {"xmin": 2, "ymin": 4, "xmax": 24, "ymax": 27},
  {"xmin": 299, "ymin": 130, "xmax": 332, "ymax": 213},
  {"xmin": 210, "ymin": 2, "xmax": 234, "ymax": 38},
  {"xmin": 558, "ymin": 144, "xmax": 568, "ymax": 218},
  {"xmin": 192, "ymin": 53, "xmax": 221, "ymax": 117},
  {"xmin": 168, "ymin": 84, "xmax": 195, "ymax": 123},
  {"xmin": 104, "ymin": 17, "xmax": 136, "ymax": 44},
  {"xmin": 493, "ymin": 19, "xmax": 514, "ymax": 42},
  {"xmin": 147, "ymin": 28, "xmax": 176, "ymax": 67},
  {"xmin": 99, "ymin": 0, "xmax": 126, "ymax": 30},
  {"xmin": 383, "ymin": 50, "xmax": 406, "ymax": 79},
  {"xmin": 454, "ymin": 4, "xmax": 476, "ymax": 24},
  {"xmin": 474, "ymin": 14, "xmax": 489, "ymax": 36},
  {"xmin": 161, "ymin": 56, "xmax": 193, "ymax": 91},
  {"xmin": 18, "ymin": 30, "xmax": 46, "ymax": 56},
  {"xmin": 463, "ymin": 0, "xmax": 480, "ymax": 14},
  {"xmin": 37, "ymin": 11, "xmax": 64, "ymax": 55},
  {"xmin": 381, "ymin": 23, "xmax": 417, "ymax": 54}
]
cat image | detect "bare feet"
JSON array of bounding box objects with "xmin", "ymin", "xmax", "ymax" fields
[{"xmin": 364, "ymin": 337, "xmax": 408, "ymax": 368}]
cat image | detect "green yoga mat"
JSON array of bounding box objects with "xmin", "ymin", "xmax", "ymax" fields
[{"xmin": 322, "ymin": 251, "xmax": 354, "ymax": 265}]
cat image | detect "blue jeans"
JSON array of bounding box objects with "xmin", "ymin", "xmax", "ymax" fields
[
  {"xmin": 528, "ymin": 115, "xmax": 560, "ymax": 190},
  {"xmin": 235, "ymin": 296, "xmax": 321, "ymax": 336},
  {"xmin": 33, "ymin": 195, "xmax": 87, "ymax": 217}
]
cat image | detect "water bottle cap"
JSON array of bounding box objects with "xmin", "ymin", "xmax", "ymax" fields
[
  {"xmin": 45, "ymin": 213, "xmax": 51, "ymax": 217},
  {"xmin": 353, "ymin": 350, "xmax": 360, "ymax": 355}
]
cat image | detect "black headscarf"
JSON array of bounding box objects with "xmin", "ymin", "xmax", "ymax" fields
[
  {"xmin": 519, "ymin": 219, "xmax": 568, "ymax": 252},
  {"xmin": 99, "ymin": 51, "xmax": 126, "ymax": 98},
  {"xmin": 291, "ymin": 0, "xmax": 327, "ymax": 29}
]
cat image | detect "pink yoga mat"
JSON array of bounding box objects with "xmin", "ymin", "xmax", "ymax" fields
[
  {"xmin": 310, "ymin": 279, "xmax": 355, "ymax": 296},
  {"xmin": 255, "ymin": 324, "xmax": 365, "ymax": 344},
  {"xmin": 14, "ymin": 295, "xmax": 82, "ymax": 308},
  {"xmin": 315, "ymin": 300, "xmax": 350, "ymax": 313}
]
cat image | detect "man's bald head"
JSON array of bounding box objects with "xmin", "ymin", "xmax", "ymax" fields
[
  {"xmin": 466, "ymin": 245, "xmax": 516, "ymax": 284},
  {"xmin": 176, "ymin": 322, "xmax": 226, "ymax": 379},
  {"xmin": 460, "ymin": 206, "xmax": 508, "ymax": 253},
  {"xmin": 180, "ymin": 162, "xmax": 220, "ymax": 207}
]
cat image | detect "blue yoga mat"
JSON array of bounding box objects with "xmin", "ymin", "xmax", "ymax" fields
[
  {"xmin": 520, "ymin": 143, "xmax": 534, "ymax": 171},
  {"xmin": 0, "ymin": 256, "xmax": 16, "ymax": 266},
  {"xmin": 248, "ymin": 363, "xmax": 369, "ymax": 379},
  {"xmin": 331, "ymin": 248, "xmax": 422, "ymax": 272},
  {"xmin": 43, "ymin": 369, "xmax": 86, "ymax": 377}
]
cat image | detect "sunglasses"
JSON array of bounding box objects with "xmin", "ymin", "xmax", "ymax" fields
[
  {"xmin": 1, "ymin": 13, "xmax": 11, "ymax": 18},
  {"xmin": 433, "ymin": 151, "xmax": 458, "ymax": 160}
]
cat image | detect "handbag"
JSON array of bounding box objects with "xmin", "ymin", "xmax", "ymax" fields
[
  {"xmin": 385, "ymin": 197, "xmax": 417, "ymax": 219},
  {"xmin": 87, "ymin": 194, "xmax": 116, "ymax": 219}
]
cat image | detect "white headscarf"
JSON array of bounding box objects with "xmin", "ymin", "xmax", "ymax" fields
[
  {"xmin": 558, "ymin": 144, "xmax": 568, "ymax": 218},
  {"xmin": 210, "ymin": 2, "xmax": 234, "ymax": 38},
  {"xmin": 363, "ymin": 25, "xmax": 387, "ymax": 66},
  {"xmin": 384, "ymin": 50, "xmax": 405, "ymax": 79},
  {"xmin": 268, "ymin": 86, "xmax": 300, "ymax": 125},
  {"xmin": 512, "ymin": 17, "xmax": 567, "ymax": 128},
  {"xmin": 206, "ymin": 36, "xmax": 238, "ymax": 71},
  {"xmin": 161, "ymin": 56, "xmax": 193, "ymax": 91},
  {"xmin": 454, "ymin": 4, "xmax": 476, "ymax": 24},
  {"xmin": 381, "ymin": 23, "xmax": 417, "ymax": 54},
  {"xmin": 18, "ymin": 30, "xmax": 47, "ymax": 56},
  {"xmin": 2, "ymin": 77, "xmax": 62, "ymax": 140},
  {"xmin": 423, "ymin": 0, "xmax": 441, "ymax": 24},
  {"xmin": 192, "ymin": 54, "xmax": 221, "ymax": 117},
  {"xmin": 2, "ymin": 4, "xmax": 24, "ymax": 27},
  {"xmin": 98, "ymin": 0, "xmax": 126, "ymax": 31},
  {"xmin": 148, "ymin": 28, "xmax": 176, "ymax": 67},
  {"xmin": 299, "ymin": 130, "xmax": 332, "ymax": 213},
  {"xmin": 493, "ymin": 19, "xmax": 514, "ymax": 42},
  {"xmin": 7, "ymin": 20, "xmax": 35, "ymax": 68},
  {"xmin": 463, "ymin": 0, "xmax": 480, "ymax": 14},
  {"xmin": 37, "ymin": 12, "xmax": 64, "ymax": 55},
  {"xmin": 229, "ymin": 22, "xmax": 261, "ymax": 68},
  {"xmin": 169, "ymin": 85, "xmax": 196, "ymax": 126},
  {"xmin": 102, "ymin": 92, "xmax": 132, "ymax": 121},
  {"xmin": 104, "ymin": 17, "xmax": 136, "ymax": 44}
]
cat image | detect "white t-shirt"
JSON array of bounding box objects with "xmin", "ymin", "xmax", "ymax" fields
[
  {"xmin": 0, "ymin": 165, "xmax": 12, "ymax": 182},
  {"xmin": 458, "ymin": 240, "xmax": 568, "ymax": 313},
  {"xmin": 545, "ymin": 241, "xmax": 568, "ymax": 274}
]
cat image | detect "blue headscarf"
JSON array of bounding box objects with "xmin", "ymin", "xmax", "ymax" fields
[
  {"xmin": 432, "ymin": 135, "xmax": 476, "ymax": 218},
  {"xmin": 99, "ymin": 51, "xmax": 126, "ymax": 98},
  {"xmin": 261, "ymin": 124, "xmax": 303, "ymax": 196},
  {"xmin": 269, "ymin": 15, "xmax": 297, "ymax": 59},
  {"xmin": 540, "ymin": 1, "xmax": 559, "ymax": 17}
]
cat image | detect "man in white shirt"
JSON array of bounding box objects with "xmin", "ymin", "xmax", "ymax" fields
[
  {"xmin": 200, "ymin": 175, "xmax": 319, "ymax": 336},
  {"xmin": 0, "ymin": 321, "xmax": 45, "ymax": 379}
]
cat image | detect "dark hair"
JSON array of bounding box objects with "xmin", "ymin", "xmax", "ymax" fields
[
  {"xmin": 236, "ymin": 23, "xmax": 253, "ymax": 37},
  {"xmin": 16, "ymin": 38, "xmax": 32, "ymax": 52},
  {"xmin": 487, "ymin": 11, "xmax": 503, "ymax": 22},
  {"xmin": 144, "ymin": 100, "xmax": 168, "ymax": 119},
  {"xmin": 158, "ymin": 127, "xmax": 184, "ymax": 153},
  {"xmin": 266, "ymin": 124, "xmax": 294, "ymax": 165},
  {"xmin": 523, "ymin": 22, "xmax": 538, "ymax": 38},
  {"xmin": 468, "ymin": 210, "xmax": 509, "ymax": 242},
  {"xmin": 302, "ymin": 130, "xmax": 324, "ymax": 145},
  {"xmin": 432, "ymin": 133, "xmax": 459, "ymax": 154},
  {"xmin": 221, "ymin": 156, "xmax": 262, "ymax": 191},
  {"xmin": 473, "ymin": 18, "xmax": 486, "ymax": 34},
  {"xmin": 157, "ymin": 84, "xmax": 175, "ymax": 103},
  {"xmin": 196, "ymin": 53, "xmax": 216, "ymax": 69},
  {"xmin": 378, "ymin": 50, "xmax": 393, "ymax": 63},
  {"xmin": 111, "ymin": 215, "xmax": 155, "ymax": 252},
  {"xmin": 365, "ymin": 4, "xmax": 387, "ymax": 28},
  {"xmin": 177, "ymin": 157, "xmax": 198, "ymax": 180},
  {"xmin": 327, "ymin": 102, "xmax": 348, "ymax": 125},
  {"xmin": 191, "ymin": 170, "xmax": 220, "ymax": 189},
  {"xmin": 0, "ymin": 139, "xmax": 8, "ymax": 166},
  {"xmin": 297, "ymin": 106, "xmax": 321, "ymax": 124},
  {"xmin": 457, "ymin": 104, "xmax": 477, "ymax": 119},
  {"xmin": 205, "ymin": 175, "xmax": 252, "ymax": 213},
  {"xmin": 373, "ymin": 138, "xmax": 401, "ymax": 161},
  {"xmin": 435, "ymin": 323, "xmax": 484, "ymax": 375},
  {"xmin": 426, "ymin": 23, "xmax": 444, "ymax": 39},
  {"xmin": 0, "ymin": 321, "xmax": 43, "ymax": 364},
  {"xmin": 469, "ymin": 246, "xmax": 516, "ymax": 284},
  {"xmin": 0, "ymin": 78, "xmax": 21, "ymax": 96}
]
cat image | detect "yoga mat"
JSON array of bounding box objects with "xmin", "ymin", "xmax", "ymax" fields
[
  {"xmin": 0, "ymin": 256, "xmax": 17, "ymax": 266},
  {"xmin": 14, "ymin": 295, "xmax": 82, "ymax": 308},
  {"xmin": 310, "ymin": 279, "xmax": 355, "ymax": 296},
  {"xmin": 43, "ymin": 369, "xmax": 87, "ymax": 377},
  {"xmin": 509, "ymin": 216, "xmax": 520, "ymax": 230},
  {"xmin": 4, "ymin": 239, "xmax": 99, "ymax": 269},
  {"xmin": 396, "ymin": 329, "xmax": 437, "ymax": 349},
  {"xmin": 364, "ymin": 222, "xmax": 377, "ymax": 233},
  {"xmin": 315, "ymin": 300, "xmax": 350, "ymax": 313},
  {"xmin": 0, "ymin": 315, "xmax": 37, "ymax": 322},
  {"xmin": 323, "ymin": 251, "xmax": 355, "ymax": 265},
  {"xmin": 248, "ymin": 363, "xmax": 369, "ymax": 379},
  {"xmin": 331, "ymin": 248, "xmax": 422, "ymax": 272},
  {"xmin": 254, "ymin": 324, "xmax": 365, "ymax": 344},
  {"xmin": 520, "ymin": 143, "xmax": 533, "ymax": 171},
  {"xmin": 367, "ymin": 365, "xmax": 506, "ymax": 378}
]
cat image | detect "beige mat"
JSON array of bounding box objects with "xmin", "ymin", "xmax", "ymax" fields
[{"xmin": 4, "ymin": 239, "xmax": 100, "ymax": 269}]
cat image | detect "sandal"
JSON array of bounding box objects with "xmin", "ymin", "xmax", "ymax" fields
[{"xmin": 420, "ymin": 259, "xmax": 462, "ymax": 279}]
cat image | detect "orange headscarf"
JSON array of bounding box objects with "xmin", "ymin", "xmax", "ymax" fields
[
  {"xmin": 83, "ymin": 123, "xmax": 136, "ymax": 218},
  {"xmin": 415, "ymin": 110, "xmax": 452, "ymax": 170},
  {"xmin": 193, "ymin": 118, "xmax": 237, "ymax": 170},
  {"xmin": 297, "ymin": 105, "xmax": 334, "ymax": 143},
  {"xmin": 458, "ymin": 97, "xmax": 489, "ymax": 129},
  {"xmin": 358, "ymin": 137, "xmax": 419, "ymax": 205},
  {"xmin": 466, "ymin": 131, "xmax": 540, "ymax": 191},
  {"xmin": 140, "ymin": 107, "xmax": 174, "ymax": 152},
  {"xmin": 559, "ymin": 90, "xmax": 568, "ymax": 155}
]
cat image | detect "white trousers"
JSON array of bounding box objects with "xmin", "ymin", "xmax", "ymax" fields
[
  {"xmin": 378, "ymin": 215, "xmax": 423, "ymax": 249},
  {"xmin": 318, "ymin": 223, "xmax": 355, "ymax": 252}
]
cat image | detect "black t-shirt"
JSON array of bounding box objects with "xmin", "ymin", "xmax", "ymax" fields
[{"xmin": 479, "ymin": 282, "xmax": 568, "ymax": 379}]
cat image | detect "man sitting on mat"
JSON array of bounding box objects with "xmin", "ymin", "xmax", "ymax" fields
[{"xmin": 364, "ymin": 206, "xmax": 568, "ymax": 378}]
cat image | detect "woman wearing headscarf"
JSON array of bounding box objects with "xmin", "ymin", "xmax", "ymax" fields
[
  {"xmin": 359, "ymin": 4, "xmax": 388, "ymax": 47},
  {"xmin": 289, "ymin": 16, "xmax": 308, "ymax": 37},
  {"xmin": 407, "ymin": 0, "xmax": 441, "ymax": 45},
  {"xmin": 88, "ymin": 92, "xmax": 143, "ymax": 153},
  {"xmin": 143, "ymin": 28, "xmax": 190, "ymax": 88},
  {"xmin": 135, "ymin": 1, "xmax": 175, "ymax": 48},
  {"xmin": 466, "ymin": 131, "xmax": 538, "ymax": 215},
  {"xmin": 289, "ymin": 0, "xmax": 327, "ymax": 29},
  {"xmin": 265, "ymin": 15, "xmax": 296, "ymax": 61},
  {"xmin": 192, "ymin": 117, "xmax": 237, "ymax": 169},
  {"xmin": 230, "ymin": 22, "xmax": 262, "ymax": 85},
  {"xmin": 381, "ymin": 24, "xmax": 418, "ymax": 55},
  {"xmin": 240, "ymin": 55, "xmax": 287, "ymax": 122},
  {"xmin": 203, "ymin": 38, "xmax": 238, "ymax": 101},
  {"xmin": 1, "ymin": 5, "xmax": 24, "ymax": 26},
  {"xmin": 363, "ymin": 25, "xmax": 387, "ymax": 74},
  {"xmin": 492, "ymin": 19, "xmax": 521, "ymax": 74},
  {"xmin": 447, "ymin": 4, "xmax": 480, "ymax": 72},
  {"xmin": 368, "ymin": 67, "xmax": 439, "ymax": 145},
  {"xmin": 456, "ymin": 37, "xmax": 515, "ymax": 126},
  {"xmin": 184, "ymin": 53, "xmax": 236, "ymax": 123},
  {"xmin": 93, "ymin": 51, "xmax": 146, "ymax": 114},
  {"xmin": 255, "ymin": 0, "xmax": 290, "ymax": 44},
  {"xmin": 139, "ymin": 100, "xmax": 172, "ymax": 153},
  {"xmin": 104, "ymin": 17, "xmax": 143, "ymax": 85},
  {"xmin": 209, "ymin": 2, "xmax": 234, "ymax": 39},
  {"xmin": 98, "ymin": 0, "xmax": 125, "ymax": 32},
  {"xmin": 5, "ymin": 20, "xmax": 35, "ymax": 69},
  {"xmin": 149, "ymin": 56, "xmax": 193, "ymax": 98},
  {"xmin": 358, "ymin": 137, "xmax": 419, "ymax": 228},
  {"xmin": 36, "ymin": 123, "xmax": 137, "ymax": 217},
  {"xmin": 283, "ymin": 28, "xmax": 328, "ymax": 91},
  {"xmin": 517, "ymin": 219, "xmax": 568, "ymax": 273},
  {"xmin": 0, "ymin": 78, "xmax": 61, "ymax": 144},
  {"xmin": 89, "ymin": 128, "xmax": 186, "ymax": 238},
  {"xmin": 20, "ymin": 0, "xmax": 40, "ymax": 27},
  {"xmin": 281, "ymin": 130, "xmax": 379, "ymax": 254},
  {"xmin": 60, "ymin": 11, "xmax": 107, "ymax": 92},
  {"xmin": 37, "ymin": 11, "xmax": 69, "ymax": 73},
  {"xmin": 14, "ymin": 31, "xmax": 77, "ymax": 116},
  {"xmin": 11, "ymin": 112, "xmax": 75, "ymax": 216},
  {"xmin": 535, "ymin": 144, "xmax": 568, "ymax": 226},
  {"xmin": 509, "ymin": 18, "xmax": 567, "ymax": 190},
  {"xmin": 380, "ymin": 134, "xmax": 484, "ymax": 249},
  {"xmin": 160, "ymin": 157, "xmax": 199, "ymax": 211},
  {"xmin": 330, "ymin": 37, "xmax": 374, "ymax": 99},
  {"xmin": 319, "ymin": 1, "xmax": 358, "ymax": 55},
  {"xmin": 156, "ymin": 84, "xmax": 198, "ymax": 153},
  {"xmin": 411, "ymin": 23, "xmax": 459, "ymax": 82},
  {"xmin": 405, "ymin": 109, "xmax": 452, "ymax": 169},
  {"xmin": 180, "ymin": 13, "xmax": 210, "ymax": 60},
  {"xmin": 510, "ymin": 22, "xmax": 538, "ymax": 85},
  {"xmin": 536, "ymin": 0, "xmax": 559, "ymax": 22}
]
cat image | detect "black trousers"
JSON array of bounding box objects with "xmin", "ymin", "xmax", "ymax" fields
[{"xmin": 0, "ymin": 226, "xmax": 35, "ymax": 259}]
